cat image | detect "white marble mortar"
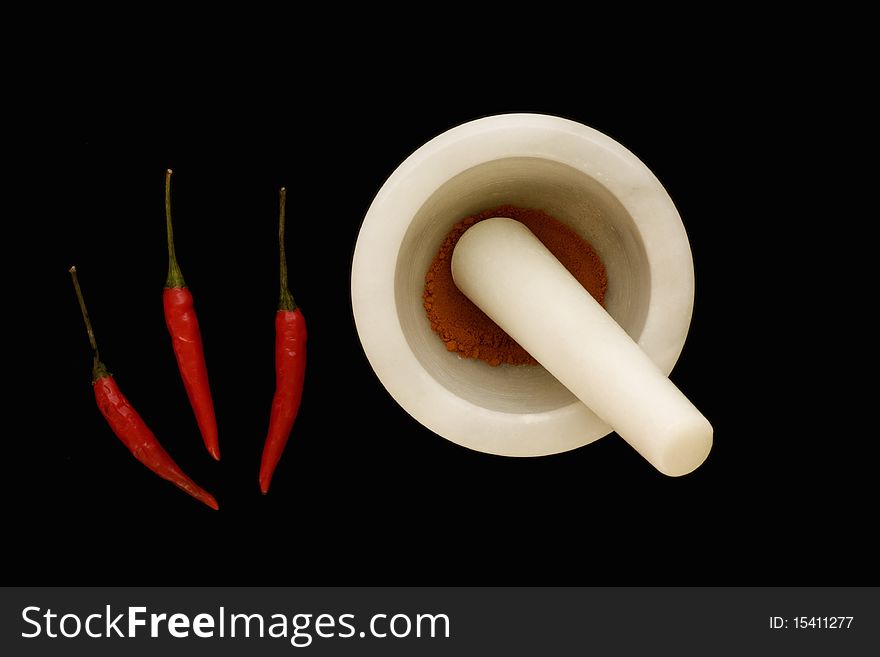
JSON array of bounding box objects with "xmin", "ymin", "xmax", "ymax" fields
[{"xmin": 351, "ymin": 114, "xmax": 696, "ymax": 458}]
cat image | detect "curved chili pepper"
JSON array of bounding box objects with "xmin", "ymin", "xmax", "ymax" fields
[
  {"xmin": 259, "ymin": 187, "xmax": 307, "ymax": 494},
  {"xmin": 69, "ymin": 266, "xmax": 218, "ymax": 510},
  {"xmin": 163, "ymin": 169, "xmax": 220, "ymax": 461}
]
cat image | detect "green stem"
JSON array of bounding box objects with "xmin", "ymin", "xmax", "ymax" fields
[
  {"xmin": 164, "ymin": 169, "xmax": 186, "ymax": 288},
  {"xmin": 278, "ymin": 187, "xmax": 297, "ymax": 311},
  {"xmin": 69, "ymin": 266, "xmax": 110, "ymax": 382}
]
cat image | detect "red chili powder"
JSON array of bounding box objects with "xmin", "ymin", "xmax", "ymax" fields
[{"xmin": 423, "ymin": 205, "xmax": 608, "ymax": 366}]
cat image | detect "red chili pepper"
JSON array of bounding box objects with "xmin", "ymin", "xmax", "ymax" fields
[
  {"xmin": 69, "ymin": 266, "xmax": 219, "ymax": 510},
  {"xmin": 163, "ymin": 169, "xmax": 220, "ymax": 461},
  {"xmin": 259, "ymin": 187, "xmax": 307, "ymax": 494}
]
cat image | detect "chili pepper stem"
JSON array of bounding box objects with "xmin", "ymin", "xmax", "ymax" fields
[
  {"xmin": 278, "ymin": 187, "xmax": 297, "ymax": 312},
  {"xmin": 164, "ymin": 169, "xmax": 186, "ymax": 289},
  {"xmin": 69, "ymin": 266, "xmax": 110, "ymax": 382}
]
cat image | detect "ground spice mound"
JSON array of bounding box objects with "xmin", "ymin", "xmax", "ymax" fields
[{"xmin": 423, "ymin": 205, "xmax": 608, "ymax": 367}]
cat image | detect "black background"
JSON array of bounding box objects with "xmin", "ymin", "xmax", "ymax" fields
[{"xmin": 12, "ymin": 57, "xmax": 870, "ymax": 584}]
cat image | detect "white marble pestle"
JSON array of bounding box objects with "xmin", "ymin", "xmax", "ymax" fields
[{"xmin": 452, "ymin": 217, "xmax": 713, "ymax": 476}]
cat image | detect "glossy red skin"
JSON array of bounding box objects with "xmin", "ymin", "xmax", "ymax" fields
[
  {"xmin": 259, "ymin": 308, "xmax": 307, "ymax": 493},
  {"xmin": 93, "ymin": 375, "xmax": 218, "ymax": 510},
  {"xmin": 163, "ymin": 287, "xmax": 220, "ymax": 460}
]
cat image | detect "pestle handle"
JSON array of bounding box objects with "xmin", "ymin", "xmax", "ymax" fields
[{"xmin": 451, "ymin": 217, "xmax": 712, "ymax": 476}]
